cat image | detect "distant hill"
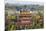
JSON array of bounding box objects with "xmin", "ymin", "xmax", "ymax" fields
[{"xmin": 5, "ymin": 3, "xmax": 44, "ymax": 11}]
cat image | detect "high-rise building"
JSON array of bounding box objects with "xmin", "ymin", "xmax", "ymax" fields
[{"xmin": 16, "ymin": 8, "xmax": 32, "ymax": 29}]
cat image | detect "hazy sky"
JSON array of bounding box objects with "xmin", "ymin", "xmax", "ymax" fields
[{"xmin": 5, "ymin": 0, "xmax": 44, "ymax": 5}]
